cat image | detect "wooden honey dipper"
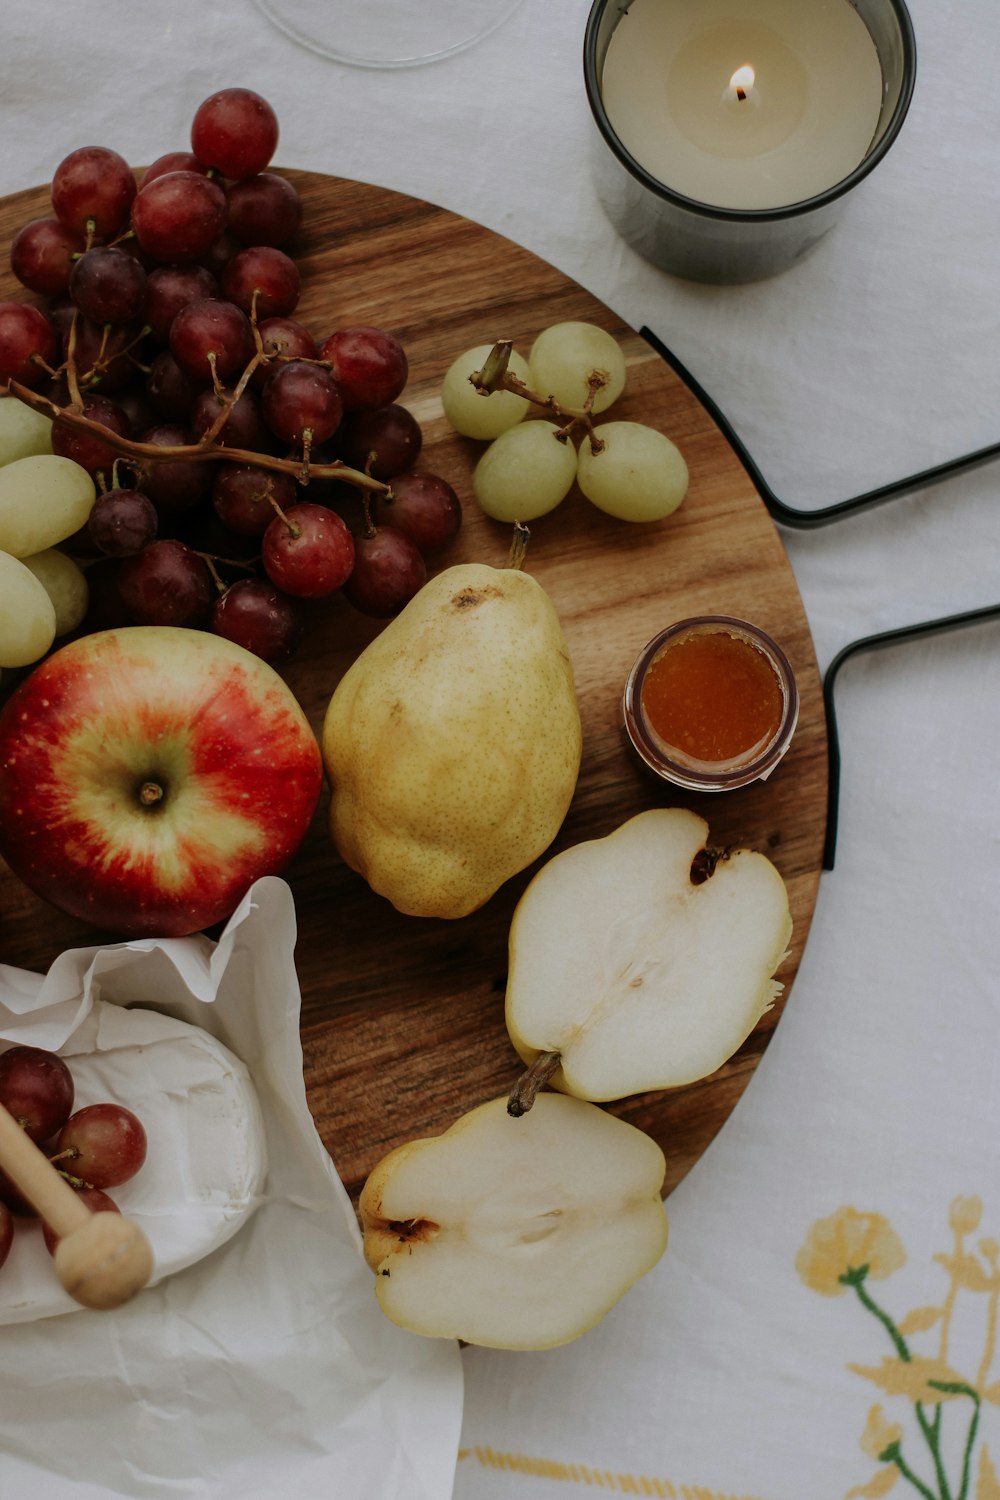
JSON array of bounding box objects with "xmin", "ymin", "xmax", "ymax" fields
[{"xmin": 0, "ymin": 1100, "xmax": 153, "ymax": 1309}]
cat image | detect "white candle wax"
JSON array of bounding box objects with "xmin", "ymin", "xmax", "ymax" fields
[{"xmin": 600, "ymin": 0, "xmax": 884, "ymax": 211}]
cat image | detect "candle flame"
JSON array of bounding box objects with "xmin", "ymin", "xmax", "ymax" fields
[{"xmin": 729, "ymin": 63, "xmax": 755, "ymax": 100}]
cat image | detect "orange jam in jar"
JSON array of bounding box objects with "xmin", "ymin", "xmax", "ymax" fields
[{"xmin": 623, "ymin": 617, "xmax": 798, "ymax": 791}]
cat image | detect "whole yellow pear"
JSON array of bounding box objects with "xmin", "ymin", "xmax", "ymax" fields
[{"xmin": 322, "ymin": 547, "xmax": 582, "ymax": 918}]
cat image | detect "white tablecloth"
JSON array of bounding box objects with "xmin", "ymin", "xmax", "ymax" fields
[{"xmin": 2, "ymin": 3, "xmax": 999, "ymax": 1497}]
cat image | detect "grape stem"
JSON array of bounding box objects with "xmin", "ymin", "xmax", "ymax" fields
[
  {"xmin": 471, "ymin": 339, "xmax": 607, "ymax": 454},
  {"xmin": 5, "ymin": 376, "xmax": 392, "ymax": 496}
]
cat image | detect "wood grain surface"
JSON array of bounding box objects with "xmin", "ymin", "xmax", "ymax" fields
[{"xmin": 0, "ymin": 170, "xmax": 828, "ymax": 1207}]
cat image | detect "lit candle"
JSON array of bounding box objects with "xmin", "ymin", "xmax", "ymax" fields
[{"xmin": 584, "ymin": 0, "xmax": 916, "ymax": 281}]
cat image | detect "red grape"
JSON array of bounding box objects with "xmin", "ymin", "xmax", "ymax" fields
[
  {"xmin": 226, "ymin": 172, "xmax": 302, "ymax": 247},
  {"xmin": 262, "ymin": 502, "xmax": 355, "ymax": 597},
  {"xmin": 0, "ymin": 301, "xmax": 57, "ymax": 387},
  {"xmin": 261, "ymin": 360, "xmax": 342, "ymax": 447},
  {"xmin": 0, "ymin": 1199, "xmax": 12, "ymax": 1270},
  {"xmin": 42, "ymin": 1187, "xmax": 120, "ymax": 1257},
  {"xmin": 118, "ymin": 538, "xmax": 213, "ymax": 626},
  {"xmin": 76, "ymin": 556, "xmax": 132, "ymax": 631},
  {"xmin": 10, "ymin": 217, "xmax": 85, "ymax": 296},
  {"xmin": 146, "ymin": 349, "xmax": 203, "ymax": 420},
  {"xmin": 0, "ymin": 1167, "xmax": 36, "ymax": 1219},
  {"xmin": 192, "ymin": 88, "xmax": 279, "ymax": 181},
  {"xmin": 373, "ymin": 471, "xmax": 462, "ymax": 554},
  {"xmin": 191, "ymin": 385, "xmax": 263, "ymax": 448},
  {"xmin": 51, "ymin": 393, "xmax": 130, "ymax": 474},
  {"xmin": 338, "ymin": 403, "xmax": 422, "ymax": 481},
  {"xmin": 65, "ymin": 316, "xmax": 140, "ymax": 393},
  {"xmin": 87, "ymin": 488, "xmax": 159, "ymax": 557},
  {"xmin": 169, "ymin": 297, "xmax": 254, "ymax": 384},
  {"xmin": 320, "ymin": 325, "xmax": 408, "ymax": 412},
  {"xmin": 141, "ymin": 151, "xmax": 210, "ymax": 186},
  {"xmin": 0, "ymin": 1046, "xmax": 74, "ymax": 1143},
  {"xmin": 137, "ymin": 423, "xmax": 214, "ymax": 513},
  {"xmin": 212, "ymin": 462, "xmax": 296, "ymax": 536},
  {"xmin": 51, "ymin": 146, "xmax": 136, "ymax": 239},
  {"xmin": 132, "ymin": 171, "xmax": 228, "ymax": 263},
  {"xmin": 200, "ymin": 231, "xmax": 241, "ymax": 280},
  {"xmin": 53, "ymin": 1103, "xmax": 147, "ymax": 1190},
  {"xmin": 145, "ymin": 263, "xmax": 218, "ymax": 342},
  {"xmin": 211, "ymin": 578, "xmax": 304, "ymax": 663},
  {"xmin": 252, "ymin": 316, "xmax": 318, "ymax": 389},
  {"xmin": 343, "ymin": 525, "xmax": 427, "ymax": 617},
  {"xmin": 69, "ymin": 245, "xmax": 148, "ymax": 324},
  {"xmin": 221, "ymin": 246, "xmax": 300, "ymax": 320}
]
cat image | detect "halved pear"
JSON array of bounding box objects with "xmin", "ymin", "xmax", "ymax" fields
[
  {"xmin": 506, "ymin": 808, "xmax": 792, "ymax": 1103},
  {"xmin": 359, "ymin": 1094, "xmax": 668, "ymax": 1350}
]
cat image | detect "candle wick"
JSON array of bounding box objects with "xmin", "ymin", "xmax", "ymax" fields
[{"xmin": 736, "ymin": 85, "xmax": 747, "ymax": 101}]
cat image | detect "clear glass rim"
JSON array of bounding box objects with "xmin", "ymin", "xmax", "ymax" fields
[
  {"xmin": 254, "ymin": 0, "xmax": 526, "ymax": 69},
  {"xmin": 623, "ymin": 616, "xmax": 800, "ymax": 791}
]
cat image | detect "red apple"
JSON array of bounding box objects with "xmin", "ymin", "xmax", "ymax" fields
[{"xmin": 0, "ymin": 626, "xmax": 323, "ymax": 937}]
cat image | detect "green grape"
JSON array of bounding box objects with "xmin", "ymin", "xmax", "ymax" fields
[
  {"xmin": 0, "ymin": 550, "xmax": 57, "ymax": 667},
  {"xmin": 576, "ymin": 421, "xmax": 688, "ymax": 522},
  {"xmin": 0, "ymin": 397, "xmax": 53, "ymax": 467},
  {"xmin": 473, "ymin": 421, "xmax": 578, "ymax": 523},
  {"xmin": 21, "ymin": 548, "xmax": 89, "ymax": 636},
  {"xmin": 441, "ymin": 343, "xmax": 531, "ymax": 439},
  {"xmin": 527, "ymin": 322, "xmax": 626, "ymax": 418},
  {"xmin": 0, "ymin": 454, "xmax": 96, "ymax": 557}
]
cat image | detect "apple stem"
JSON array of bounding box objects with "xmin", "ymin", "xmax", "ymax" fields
[
  {"xmin": 139, "ymin": 781, "xmax": 164, "ymax": 807},
  {"xmin": 507, "ymin": 1050, "xmax": 561, "ymax": 1117}
]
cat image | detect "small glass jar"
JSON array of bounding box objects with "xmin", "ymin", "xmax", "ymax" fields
[{"xmin": 623, "ymin": 616, "xmax": 799, "ymax": 791}]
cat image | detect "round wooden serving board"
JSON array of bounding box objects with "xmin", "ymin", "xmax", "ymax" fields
[{"xmin": 0, "ymin": 170, "xmax": 827, "ymax": 1207}]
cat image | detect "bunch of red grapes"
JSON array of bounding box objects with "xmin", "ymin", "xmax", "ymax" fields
[
  {"xmin": 0, "ymin": 1044, "xmax": 147, "ymax": 1270},
  {"xmin": 0, "ymin": 87, "xmax": 462, "ymax": 664}
]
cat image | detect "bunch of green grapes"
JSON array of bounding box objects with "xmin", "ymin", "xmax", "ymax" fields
[{"xmin": 440, "ymin": 321, "xmax": 689, "ymax": 525}]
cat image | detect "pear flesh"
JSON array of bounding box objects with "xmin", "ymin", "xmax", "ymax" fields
[
  {"xmin": 360, "ymin": 1094, "xmax": 668, "ymax": 1350},
  {"xmin": 322, "ymin": 560, "xmax": 582, "ymax": 919},
  {"xmin": 506, "ymin": 808, "xmax": 792, "ymax": 1102}
]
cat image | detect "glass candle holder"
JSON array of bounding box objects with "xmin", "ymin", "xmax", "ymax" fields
[
  {"xmin": 584, "ymin": 0, "xmax": 916, "ymax": 283},
  {"xmin": 623, "ymin": 616, "xmax": 799, "ymax": 791}
]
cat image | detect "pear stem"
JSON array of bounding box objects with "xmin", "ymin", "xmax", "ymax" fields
[
  {"xmin": 506, "ymin": 521, "xmax": 530, "ymax": 572},
  {"xmin": 507, "ymin": 1050, "xmax": 561, "ymax": 1117}
]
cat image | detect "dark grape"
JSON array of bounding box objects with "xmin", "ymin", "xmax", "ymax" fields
[
  {"xmin": 118, "ymin": 538, "xmax": 213, "ymax": 626},
  {"xmin": 145, "ymin": 263, "xmax": 218, "ymax": 342},
  {"xmin": 262, "ymin": 503, "xmax": 355, "ymax": 598},
  {"xmin": 343, "ymin": 525, "xmax": 427, "ymax": 617},
  {"xmin": 53, "ymin": 1103, "xmax": 147, "ymax": 1190},
  {"xmin": 51, "ymin": 146, "xmax": 136, "ymax": 238},
  {"xmin": 69, "ymin": 246, "xmax": 148, "ymax": 325},
  {"xmin": 0, "ymin": 301, "xmax": 57, "ymax": 387},
  {"xmin": 87, "ymin": 488, "xmax": 159, "ymax": 557},
  {"xmin": 132, "ymin": 171, "xmax": 228, "ymax": 263},
  {"xmin": 65, "ymin": 316, "xmax": 140, "ymax": 393},
  {"xmin": 169, "ymin": 297, "xmax": 254, "ymax": 383},
  {"xmin": 192, "ymin": 88, "xmax": 279, "ymax": 180},
  {"xmin": 373, "ymin": 471, "xmax": 462, "ymax": 554},
  {"xmin": 76, "ymin": 556, "xmax": 132, "ymax": 631},
  {"xmin": 10, "ymin": 217, "xmax": 85, "ymax": 296},
  {"xmin": 0, "ymin": 1168, "xmax": 35, "ymax": 1220},
  {"xmin": 0, "ymin": 1045, "xmax": 74, "ymax": 1143},
  {"xmin": 261, "ymin": 360, "xmax": 342, "ymax": 447},
  {"xmin": 212, "ymin": 462, "xmax": 296, "ymax": 536},
  {"xmin": 191, "ymin": 385, "xmax": 263, "ymax": 449},
  {"xmin": 210, "ymin": 578, "xmax": 304, "ymax": 663},
  {"xmin": 226, "ymin": 173, "xmax": 302, "ymax": 247},
  {"xmin": 137, "ymin": 423, "xmax": 214, "ymax": 514},
  {"xmin": 221, "ymin": 246, "xmax": 300, "ymax": 320},
  {"xmin": 0, "ymin": 1199, "xmax": 12, "ymax": 1270},
  {"xmin": 146, "ymin": 349, "xmax": 203, "ymax": 420},
  {"xmin": 338, "ymin": 403, "xmax": 422, "ymax": 481},
  {"xmin": 320, "ymin": 325, "xmax": 408, "ymax": 412},
  {"xmin": 199, "ymin": 231, "xmax": 241, "ymax": 280},
  {"xmin": 51, "ymin": 393, "xmax": 130, "ymax": 475}
]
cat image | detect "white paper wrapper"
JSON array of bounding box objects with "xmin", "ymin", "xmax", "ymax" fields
[{"xmin": 0, "ymin": 876, "xmax": 463, "ymax": 1499}]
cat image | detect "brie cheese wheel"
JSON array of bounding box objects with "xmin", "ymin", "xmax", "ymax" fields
[{"xmin": 0, "ymin": 1003, "xmax": 267, "ymax": 1323}]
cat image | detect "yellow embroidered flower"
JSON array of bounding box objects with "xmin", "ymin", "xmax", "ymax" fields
[
  {"xmin": 796, "ymin": 1207, "xmax": 906, "ymax": 1296},
  {"xmin": 860, "ymin": 1405, "xmax": 903, "ymax": 1460},
  {"xmin": 950, "ymin": 1195, "xmax": 983, "ymax": 1235}
]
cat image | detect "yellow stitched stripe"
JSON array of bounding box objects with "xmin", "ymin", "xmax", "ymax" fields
[{"xmin": 456, "ymin": 1447, "xmax": 767, "ymax": 1500}]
